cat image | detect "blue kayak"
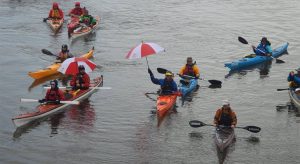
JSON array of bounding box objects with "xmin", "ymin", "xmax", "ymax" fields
[
  {"xmin": 225, "ymin": 42, "xmax": 289, "ymax": 70},
  {"xmin": 179, "ymin": 78, "xmax": 198, "ymax": 104}
]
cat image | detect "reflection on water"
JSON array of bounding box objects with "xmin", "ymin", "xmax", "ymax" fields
[{"xmin": 28, "ymin": 73, "xmax": 70, "ymax": 91}]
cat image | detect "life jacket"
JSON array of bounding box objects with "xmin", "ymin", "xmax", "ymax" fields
[
  {"xmin": 256, "ymin": 43, "xmax": 270, "ymax": 56},
  {"xmin": 46, "ymin": 89, "xmax": 61, "ymax": 101},
  {"xmin": 70, "ymin": 8, "xmax": 83, "ymax": 16},
  {"xmin": 216, "ymin": 108, "xmax": 235, "ymax": 126},
  {"xmin": 183, "ymin": 64, "xmax": 196, "ymax": 77},
  {"xmin": 161, "ymin": 79, "xmax": 174, "ymax": 93},
  {"xmin": 71, "ymin": 73, "xmax": 90, "ymax": 90},
  {"xmin": 81, "ymin": 15, "xmax": 93, "ymax": 26},
  {"xmin": 51, "ymin": 9, "xmax": 61, "ymax": 18},
  {"xmin": 58, "ymin": 51, "xmax": 71, "ymax": 61}
]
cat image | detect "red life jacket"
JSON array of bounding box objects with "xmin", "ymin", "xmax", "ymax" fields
[
  {"xmin": 183, "ymin": 64, "xmax": 196, "ymax": 77},
  {"xmin": 45, "ymin": 89, "xmax": 63, "ymax": 101}
]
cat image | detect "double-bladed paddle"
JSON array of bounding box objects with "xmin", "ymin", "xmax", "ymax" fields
[
  {"xmin": 238, "ymin": 36, "xmax": 284, "ymax": 63},
  {"xmin": 189, "ymin": 120, "xmax": 261, "ymax": 133},
  {"xmin": 21, "ymin": 98, "xmax": 79, "ymax": 105},
  {"xmin": 277, "ymin": 88, "xmax": 289, "ymax": 91},
  {"xmin": 157, "ymin": 67, "xmax": 222, "ymax": 86}
]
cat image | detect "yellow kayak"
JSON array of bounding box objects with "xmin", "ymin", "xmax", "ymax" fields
[{"xmin": 28, "ymin": 47, "xmax": 94, "ymax": 79}]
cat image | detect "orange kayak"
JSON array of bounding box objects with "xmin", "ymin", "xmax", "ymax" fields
[
  {"xmin": 156, "ymin": 94, "xmax": 177, "ymax": 124},
  {"xmin": 47, "ymin": 18, "xmax": 64, "ymax": 33},
  {"xmin": 13, "ymin": 76, "xmax": 103, "ymax": 128},
  {"xmin": 28, "ymin": 47, "xmax": 94, "ymax": 79}
]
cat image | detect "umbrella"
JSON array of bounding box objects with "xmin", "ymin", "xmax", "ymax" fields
[
  {"xmin": 125, "ymin": 42, "xmax": 165, "ymax": 68},
  {"xmin": 58, "ymin": 57, "xmax": 96, "ymax": 75}
]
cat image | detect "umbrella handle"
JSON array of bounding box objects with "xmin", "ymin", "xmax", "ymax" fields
[{"xmin": 145, "ymin": 57, "xmax": 150, "ymax": 69}]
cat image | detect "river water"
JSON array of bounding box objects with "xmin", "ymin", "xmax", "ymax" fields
[{"xmin": 1, "ymin": 0, "xmax": 300, "ymax": 163}]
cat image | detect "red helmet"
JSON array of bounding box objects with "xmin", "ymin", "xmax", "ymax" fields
[
  {"xmin": 52, "ymin": 2, "xmax": 59, "ymax": 8},
  {"xmin": 75, "ymin": 2, "xmax": 80, "ymax": 6}
]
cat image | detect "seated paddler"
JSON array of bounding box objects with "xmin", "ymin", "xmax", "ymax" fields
[
  {"xmin": 288, "ymin": 67, "xmax": 300, "ymax": 89},
  {"xmin": 148, "ymin": 68, "xmax": 178, "ymax": 95}
]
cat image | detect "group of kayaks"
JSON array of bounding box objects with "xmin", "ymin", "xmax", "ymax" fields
[{"xmin": 46, "ymin": 15, "xmax": 100, "ymax": 41}]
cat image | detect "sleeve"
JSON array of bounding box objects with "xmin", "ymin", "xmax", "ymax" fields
[
  {"xmin": 83, "ymin": 74, "xmax": 90, "ymax": 88},
  {"xmin": 91, "ymin": 17, "xmax": 97, "ymax": 25},
  {"xmin": 266, "ymin": 45, "xmax": 272, "ymax": 54},
  {"xmin": 58, "ymin": 90, "xmax": 65, "ymax": 100},
  {"xmin": 150, "ymin": 75, "xmax": 162, "ymax": 86},
  {"xmin": 287, "ymin": 73, "xmax": 293, "ymax": 82},
  {"xmin": 214, "ymin": 109, "xmax": 221, "ymax": 124},
  {"xmin": 48, "ymin": 10, "xmax": 53, "ymax": 18},
  {"xmin": 193, "ymin": 65, "xmax": 200, "ymax": 77},
  {"xmin": 179, "ymin": 66, "xmax": 185, "ymax": 76},
  {"xmin": 59, "ymin": 9, "xmax": 64, "ymax": 19},
  {"xmin": 45, "ymin": 89, "xmax": 50, "ymax": 100},
  {"xmin": 70, "ymin": 76, "xmax": 76, "ymax": 87},
  {"xmin": 231, "ymin": 111, "xmax": 237, "ymax": 126}
]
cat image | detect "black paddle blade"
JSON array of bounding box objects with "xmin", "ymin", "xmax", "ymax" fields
[
  {"xmin": 157, "ymin": 67, "xmax": 168, "ymax": 74},
  {"xmin": 243, "ymin": 126, "xmax": 261, "ymax": 133},
  {"xmin": 41, "ymin": 49, "xmax": 55, "ymax": 56},
  {"xmin": 275, "ymin": 59, "xmax": 285, "ymax": 63},
  {"xmin": 238, "ymin": 36, "xmax": 248, "ymax": 45},
  {"xmin": 277, "ymin": 88, "xmax": 289, "ymax": 91},
  {"xmin": 189, "ymin": 120, "xmax": 206, "ymax": 128},
  {"xmin": 208, "ymin": 80, "xmax": 222, "ymax": 86}
]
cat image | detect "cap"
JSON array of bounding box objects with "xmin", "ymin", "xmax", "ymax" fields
[
  {"xmin": 295, "ymin": 68, "xmax": 300, "ymax": 71},
  {"xmin": 222, "ymin": 100, "xmax": 230, "ymax": 106},
  {"xmin": 296, "ymin": 88, "xmax": 300, "ymax": 92},
  {"xmin": 165, "ymin": 72, "xmax": 173, "ymax": 76},
  {"xmin": 75, "ymin": 2, "xmax": 80, "ymax": 6}
]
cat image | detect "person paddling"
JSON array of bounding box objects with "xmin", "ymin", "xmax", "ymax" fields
[
  {"xmin": 79, "ymin": 8, "xmax": 97, "ymax": 27},
  {"xmin": 287, "ymin": 68, "xmax": 300, "ymax": 89},
  {"xmin": 179, "ymin": 57, "xmax": 200, "ymax": 79},
  {"xmin": 251, "ymin": 37, "xmax": 272, "ymax": 56},
  {"xmin": 213, "ymin": 100, "xmax": 237, "ymax": 128},
  {"xmin": 68, "ymin": 2, "xmax": 84, "ymax": 17},
  {"xmin": 39, "ymin": 80, "xmax": 65, "ymax": 104},
  {"xmin": 148, "ymin": 68, "xmax": 178, "ymax": 95},
  {"xmin": 57, "ymin": 44, "xmax": 73, "ymax": 62},
  {"xmin": 47, "ymin": 2, "xmax": 64, "ymax": 20},
  {"xmin": 70, "ymin": 65, "xmax": 90, "ymax": 90}
]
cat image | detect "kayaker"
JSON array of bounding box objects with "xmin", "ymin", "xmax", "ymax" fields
[
  {"xmin": 179, "ymin": 57, "xmax": 200, "ymax": 79},
  {"xmin": 287, "ymin": 68, "xmax": 300, "ymax": 89},
  {"xmin": 39, "ymin": 80, "xmax": 65, "ymax": 104},
  {"xmin": 213, "ymin": 100, "xmax": 237, "ymax": 128},
  {"xmin": 48, "ymin": 2, "xmax": 64, "ymax": 20},
  {"xmin": 57, "ymin": 44, "xmax": 73, "ymax": 62},
  {"xmin": 68, "ymin": 2, "xmax": 84, "ymax": 17},
  {"xmin": 148, "ymin": 68, "xmax": 178, "ymax": 95},
  {"xmin": 79, "ymin": 8, "xmax": 97, "ymax": 27},
  {"xmin": 70, "ymin": 65, "xmax": 90, "ymax": 90},
  {"xmin": 251, "ymin": 37, "xmax": 272, "ymax": 56}
]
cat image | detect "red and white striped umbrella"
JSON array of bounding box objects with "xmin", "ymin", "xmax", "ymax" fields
[
  {"xmin": 125, "ymin": 42, "xmax": 165, "ymax": 59},
  {"xmin": 58, "ymin": 57, "xmax": 96, "ymax": 75}
]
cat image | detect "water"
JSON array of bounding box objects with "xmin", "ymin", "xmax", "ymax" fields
[{"xmin": 1, "ymin": 0, "xmax": 300, "ymax": 163}]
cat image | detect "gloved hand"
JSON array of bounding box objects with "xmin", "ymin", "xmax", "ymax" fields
[
  {"xmin": 38, "ymin": 99, "xmax": 45, "ymax": 103},
  {"xmin": 148, "ymin": 68, "xmax": 153, "ymax": 76},
  {"xmin": 55, "ymin": 100, "xmax": 60, "ymax": 104}
]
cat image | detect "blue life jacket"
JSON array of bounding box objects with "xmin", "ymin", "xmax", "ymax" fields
[{"xmin": 218, "ymin": 112, "xmax": 232, "ymax": 126}]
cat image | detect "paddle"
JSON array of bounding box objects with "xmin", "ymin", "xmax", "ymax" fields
[
  {"xmin": 157, "ymin": 68, "xmax": 222, "ymax": 86},
  {"xmin": 238, "ymin": 36, "xmax": 284, "ymax": 63},
  {"xmin": 189, "ymin": 120, "xmax": 261, "ymax": 133},
  {"xmin": 20, "ymin": 98, "xmax": 79, "ymax": 105},
  {"xmin": 44, "ymin": 86, "xmax": 112, "ymax": 90},
  {"xmin": 277, "ymin": 88, "xmax": 289, "ymax": 91},
  {"xmin": 43, "ymin": 18, "xmax": 49, "ymax": 22},
  {"xmin": 41, "ymin": 49, "xmax": 59, "ymax": 57}
]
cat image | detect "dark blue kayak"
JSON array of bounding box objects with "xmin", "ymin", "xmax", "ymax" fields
[{"xmin": 225, "ymin": 42, "xmax": 289, "ymax": 70}]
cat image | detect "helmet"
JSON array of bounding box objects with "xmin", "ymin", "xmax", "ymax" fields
[
  {"xmin": 78, "ymin": 65, "xmax": 85, "ymax": 70},
  {"xmin": 53, "ymin": 2, "xmax": 59, "ymax": 8},
  {"xmin": 222, "ymin": 100, "xmax": 230, "ymax": 106},
  {"xmin": 50, "ymin": 80, "xmax": 58, "ymax": 87},
  {"xmin": 62, "ymin": 44, "xmax": 68, "ymax": 50},
  {"xmin": 165, "ymin": 71, "xmax": 173, "ymax": 76},
  {"xmin": 75, "ymin": 2, "xmax": 80, "ymax": 6}
]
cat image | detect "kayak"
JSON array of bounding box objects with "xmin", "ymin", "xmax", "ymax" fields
[
  {"xmin": 214, "ymin": 126, "xmax": 235, "ymax": 152},
  {"xmin": 179, "ymin": 78, "xmax": 198, "ymax": 101},
  {"xmin": 28, "ymin": 47, "xmax": 94, "ymax": 79},
  {"xmin": 225, "ymin": 42, "xmax": 289, "ymax": 70},
  {"xmin": 156, "ymin": 94, "xmax": 177, "ymax": 124},
  {"xmin": 288, "ymin": 88, "xmax": 300, "ymax": 110},
  {"xmin": 12, "ymin": 76, "xmax": 103, "ymax": 128},
  {"xmin": 70, "ymin": 16, "xmax": 100, "ymax": 40},
  {"xmin": 47, "ymin": 18, "xmax": 64, "ymax": 33}
]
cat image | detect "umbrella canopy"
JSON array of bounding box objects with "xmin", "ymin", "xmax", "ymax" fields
[
  {"xmin": 125, "ymin": 42, "xmax": 165, "ymax": 59},
  {"xmin": 58, "ymin": 57, "xmax": 96, "ymax": 75}
]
